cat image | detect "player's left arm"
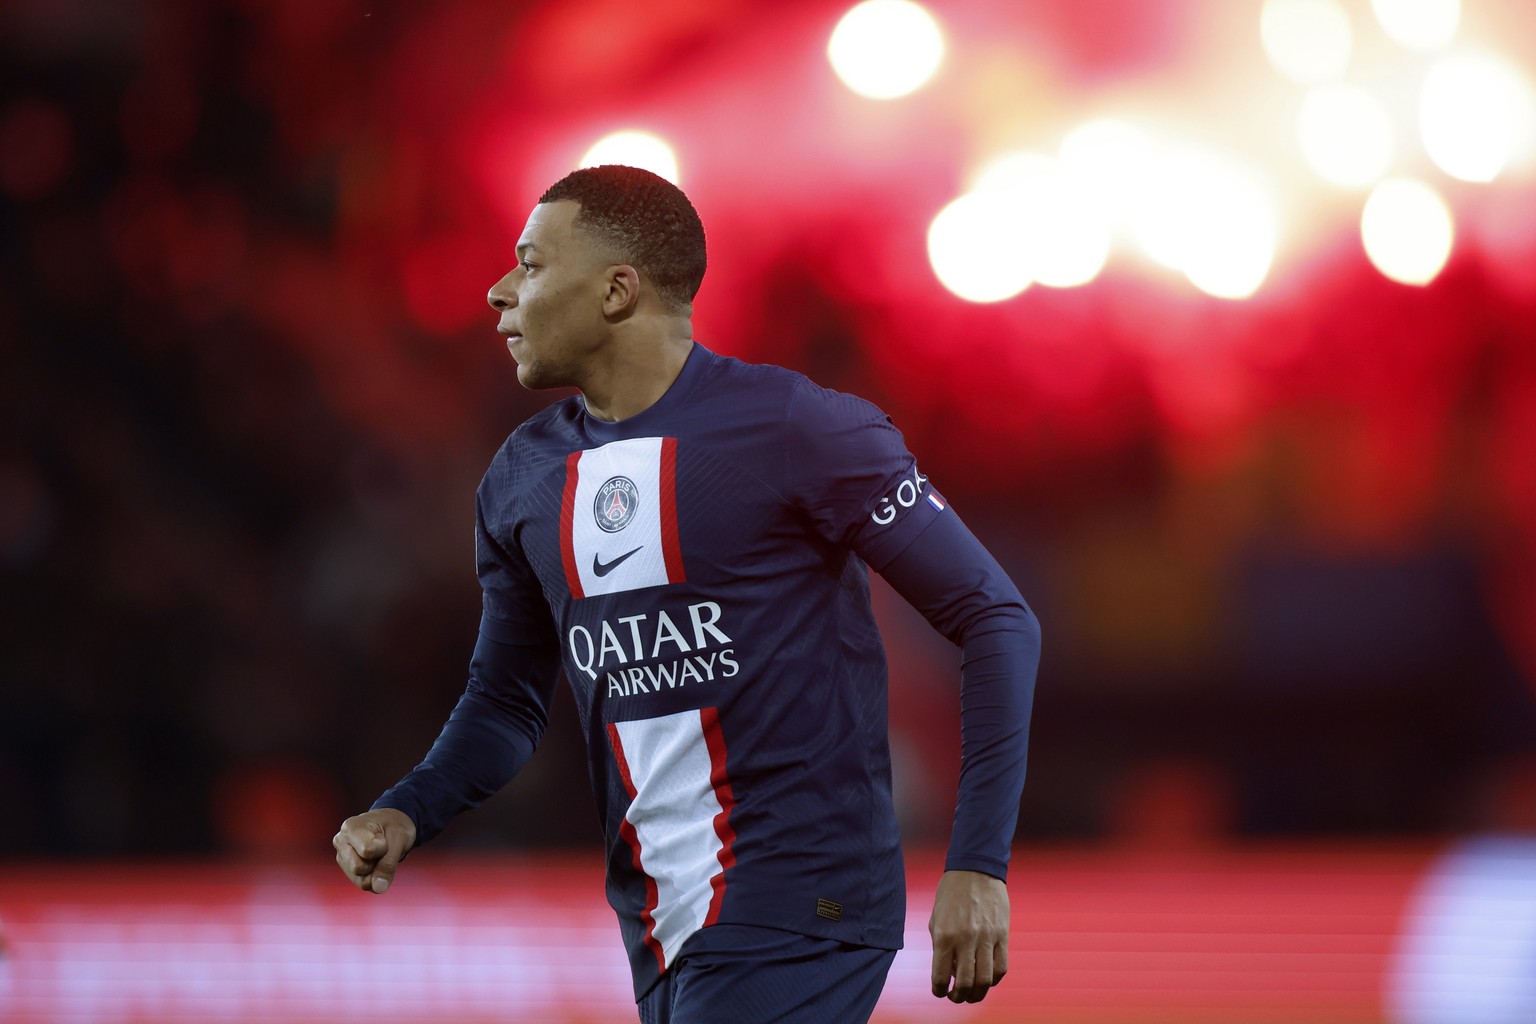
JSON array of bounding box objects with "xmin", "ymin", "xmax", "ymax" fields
[
  {"xmin": 783, "ymin": 380, "xmax": 1039, "ymax": 1003},
  {"xmin": 873, "ymin": 508, "xmax": 1041, "ymax": 1005}
]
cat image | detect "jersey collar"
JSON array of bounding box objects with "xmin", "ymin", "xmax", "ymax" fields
[{"xmin": 580, "ymin": 341, "xmax": 713, "ymax": 442}]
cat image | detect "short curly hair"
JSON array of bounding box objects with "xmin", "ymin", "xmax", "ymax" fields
[{"xmin": 539, "ymin": 165, "xmax": 707, "ymax": 315}]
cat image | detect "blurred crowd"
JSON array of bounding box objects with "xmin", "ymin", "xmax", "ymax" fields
[{"xmin": 3, "ymin": 0, "xmax": 1535, "ymax": 861}]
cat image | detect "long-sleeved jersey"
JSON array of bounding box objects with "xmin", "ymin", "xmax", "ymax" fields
[{"xmin": 375, "ymin": 343, "xmax": 1040, "ymax": 999}]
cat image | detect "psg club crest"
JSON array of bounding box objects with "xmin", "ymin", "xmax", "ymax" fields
[{"xmin": 594, "ymin": 476, "xmax": 640, "ymax": 533}]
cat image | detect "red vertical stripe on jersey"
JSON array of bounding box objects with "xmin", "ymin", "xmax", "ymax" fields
[
  {"xmin": 606, "ymin": 722, "xmax": 666, "ymax": 973},
  {"xmin": 659, "ymin": 437, "xmax": 686, "ymax": 583},
  {"xmin": 699, "ymin": 706, "xmax": 737, "ymax": 927},
  {"xmin": 559, "ymin": 451, "xmax": 584, "ymax": 600}
]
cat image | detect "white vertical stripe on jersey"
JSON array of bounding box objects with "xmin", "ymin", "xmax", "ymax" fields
[
  {"xmin": 611, "ymin": 710, "xmax": 728, "ymax": 968},
  {"xmin": 571, "ymin": 437, "xmax": 671, "ymax": 597}
]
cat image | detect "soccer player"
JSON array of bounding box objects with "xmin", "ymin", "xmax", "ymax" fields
[{"xmin": 333, "ymin": 165, "xmax": 1041, "ymax": 1022}]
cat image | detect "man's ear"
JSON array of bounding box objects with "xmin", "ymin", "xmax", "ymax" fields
[{"xmin": 603, "ymin": 264, "xmax": 641, "ymax": 318}]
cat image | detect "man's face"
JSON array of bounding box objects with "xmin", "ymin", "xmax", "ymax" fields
[{"xmin": 487, "ymin": 200, "xmax": 612, "ymax": 390}]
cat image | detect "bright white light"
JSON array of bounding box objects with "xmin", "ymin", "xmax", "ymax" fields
[
  {"xmin": 1297, "ymin": 84, "xmax": 1395, "ymax": 187},
  {"xmin": 1420, "ymin": 54, "xmax": 1534, "ymax": 183},
  {"xmin": 1059, "ymin": 120, "xmax": 1154, "ymax": 180},
  {"xmin": 828, "ymin": 0, "xmax": 944, "ymax": 100},
  {"xmin": 984, "ymin": 155, "xmax": 1112, "ymax": 289},
  {"xmin": 578, "ymin": 131, "xmax": 680, "ymax": 184},
  {"xmin": 971, "ymin": 151, "xmax": 1057, "ymax": 194},
  {"xmin": 1361, "ymin": 177, "xmax": 1454, "ymax": 284},
  {"xmin": 1181, "ymin": 182, "xmax": 1278, "ymax": 300},
  {"xmin": 1261, "ymin": 0, "xmax": 1353, "ymax": 84},
  {"xmin": 966, "ymin": 153, "xmax": 1111, "ymax": 288},
  {"xmin": 927, "ymin": 192, "xmax": 1032, "ymax": 303},
  {"xmin": 1372, "ymin": 0, "xmax": 1460, "ymax": 52},
  {"xmin": 1059, "ymin": 119, "xmax": 1156, "ymax": 225},
  {"xmin": 1136, "ymin": 147, "xmax": 1278, "ymax": 300},
  {"xmin": 1135, "ymin": 150, "xmax": 1203, "ymax": 272}
]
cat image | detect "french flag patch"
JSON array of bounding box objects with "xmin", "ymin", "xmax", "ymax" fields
[{"xmin": 926, "ymin": 491, "xmax": 947, "ymax": 511}]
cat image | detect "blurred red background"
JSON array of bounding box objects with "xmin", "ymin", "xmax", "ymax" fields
[{"xmin": 3, "ymin": 0, "xmax": 1536, "ymax": 1020}]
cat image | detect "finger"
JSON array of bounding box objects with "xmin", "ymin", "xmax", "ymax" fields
[
  {"xmin": 369, "ymin": 844, "xmax": 405, "ymax": 894},
  {"xmin": 334, "ymin": 844, "xmax": 371, "ymax": 889},
  {"xmin": 342, "ymin": 837, "xmax": 375, "ymax": 873},
  {"xmin": 361, "ymin": 827, "xmax": 389, "ymax": 860},
  {"xmin": 335, "ymin": 822, "xmax": 369, "ymax": 861},
  {"xmin": 334, "ymin": 833, "xmax": 357, "ymax": 872},
  {"xmin": 332, "ymin": 815, "xmax": 379, "ymax": 858},
  {"xmin": 930, "ymin": 943, "xmax": 954, "ymax": 999},
  {"xmin": 967, "ymin": 940, "xmax": 995, "ymax": 1003},
  {"xmin": 334, "ymin": 824, "xmax": 384, "ymax": 882},
  {"xmin": 993, "ymin": 939, "xmax": 1009, "ymax": 985},
  {"xmin": 950, "ymin": 939, "xmax": 977, "ymax": 1003}
]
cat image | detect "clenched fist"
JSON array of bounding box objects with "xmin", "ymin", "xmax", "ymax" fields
[{"xmin": 333, "ymin": 808, "xmax": 417, "ymax": 894}]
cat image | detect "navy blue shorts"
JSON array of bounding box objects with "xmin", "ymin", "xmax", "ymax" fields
[{"xmin": 636, "ymin": 924, "xmax": 898, "ymax": 1024}]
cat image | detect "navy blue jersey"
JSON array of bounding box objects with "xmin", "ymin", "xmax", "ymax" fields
[{"xmin": 377, "ymin": 343, "xmax": 1038, "ymax": 999}]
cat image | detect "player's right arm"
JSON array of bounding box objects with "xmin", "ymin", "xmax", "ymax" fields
[
  {"xmin": 360, "ymin": 628, "xmax": 561, "ymax": 845},
  {"xmin": 334, "ymin": 478, "xmax": 561, "ymax": 893}
]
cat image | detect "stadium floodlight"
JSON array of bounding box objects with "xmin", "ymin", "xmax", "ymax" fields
[
  {"xmin": 1420, "ymin": 53, "xmax": 1533, "ymax": 183},
  {"xmin": 1372, "ymin": 0, "xmax": 1460, "ymax": 52},
  {"xmin": 1297, "ymin": 84, "xmax": 1395, "ymax": 188},
  {"xmin": 1135, "ymin": 145, "xmax": 1278, "ymax": 300},
  {"xmin": 827, "ymin": 0, "xmax": 944, "ymax": 100},
  {"xmin": 972, "ymin": 152, "xmax": 1109, "ymax": 289},
  {"xmin": 1361, "ymin": 177, "xmax": 1454, "ymax": 285},
  {"xmin": 1261, "ymin": 0, "xmax": 1353, "ymax": 84},
  {"xmin": 578, "ymin": 131, "xmax": 681, "ymax": 185},
  {"xmin": 927, "ymin": 190, "xmax": 1033, "ymax": 303}
]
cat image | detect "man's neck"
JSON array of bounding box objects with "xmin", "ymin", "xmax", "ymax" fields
[{"xmin": 580, "ymin": 332, "xmax": 694, "ymax": 422}]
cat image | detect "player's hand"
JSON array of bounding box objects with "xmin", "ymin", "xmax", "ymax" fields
[
  {"xmin": 333, "ymin": 808, "xmax": 417, "ymax": 894},
  {"xmin": 929, "ymin": 868, "xmax": 1009, "ymax": 1003}
]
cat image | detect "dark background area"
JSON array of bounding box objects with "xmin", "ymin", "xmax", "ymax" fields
[{"xmin": 3, "ymin": 0, "xmax": 1535, "ymax": 862}]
